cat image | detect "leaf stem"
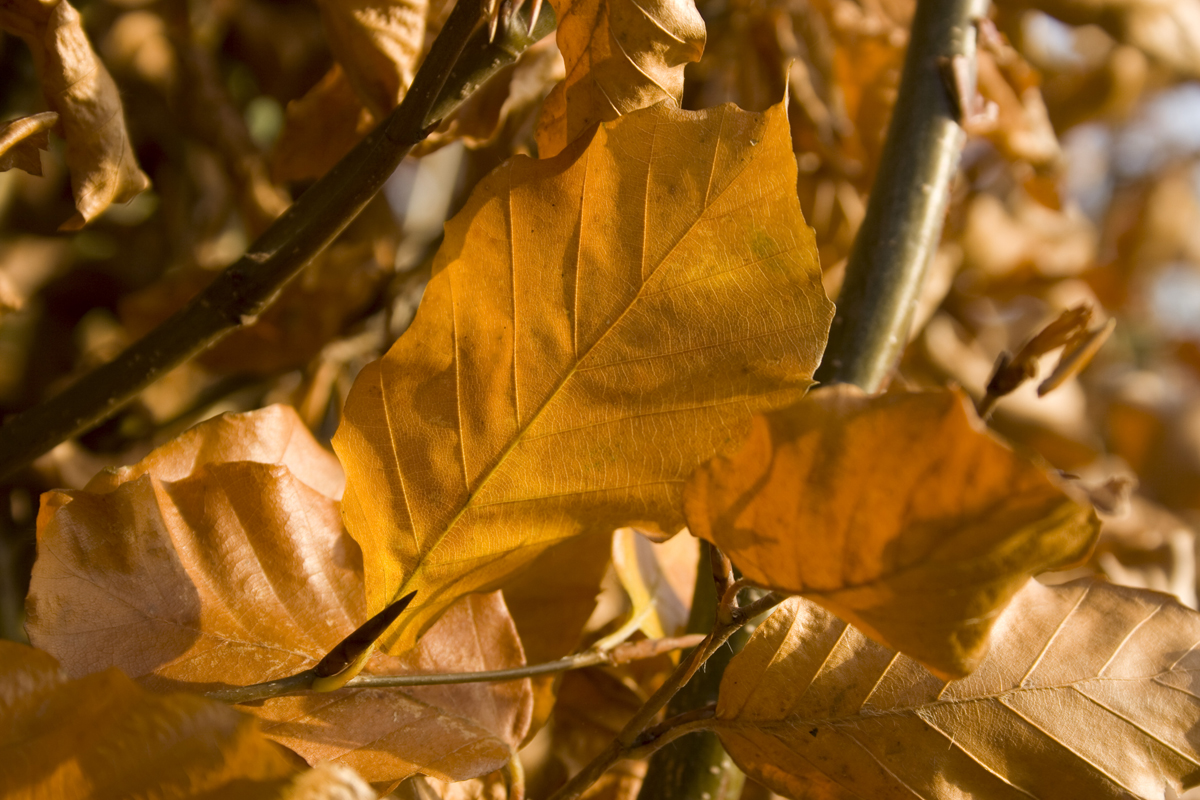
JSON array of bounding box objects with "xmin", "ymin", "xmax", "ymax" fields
[
  {"xmin": 814, "ymin": 0, "xmax": 990, "ymax": 393},
  {"xmin": 205, "ymin": 633, "xmax": 705, "ymax": 704},
  {"xmin": 0, "ymin": 0, "xmax": 557, "ymax": 481}
]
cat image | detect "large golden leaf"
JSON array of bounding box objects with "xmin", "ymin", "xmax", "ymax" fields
[
  {"xmin": 535, "ymin": 0, "xmax": 705, "ymax": 156},
  {"xmin": 714, "ymin": 579, "xmax": 1200, "ymax": 800},
  {"xmin": 0, "ymin": 0, "xmax": 151, "ymax": 228},
  {"xmin": 686, "ymin": 386, "xmax": 1099, "ymax": 678},
  {"xmin": 0, "ymin": 641, "xmax": 299, "ymax": 799},
  {"xmin": 334, "ymin": 100, "xmax": 833, "ymax": 655},
  {"xmin": 27, "ymin": 407, "xmax": 532, "ymax": 790}
]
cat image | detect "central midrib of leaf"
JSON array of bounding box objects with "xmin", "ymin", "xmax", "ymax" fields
[{"xmin": 390, "ymin": 108, "xmax": 757, "ymax": 602}]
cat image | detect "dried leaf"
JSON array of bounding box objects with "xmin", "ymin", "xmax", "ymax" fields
[
  {"xmin": 686, "ymin": 386, "xmax": 1100, "ymax": 677},
  {"xmin": 27, "ymin": 406, "xmax": 532, "ymax": 789},
  {"xmin": 612, "ymin": 527, "xmax": 697, "ymax": 639},
  {"xmin": 715, "ymin": 579, "xmax": 1200, "ymax": 799},
  {"xmin": 0, "ymin": 641, "xmax": 299, "ymax": 799},
  {"xmin": 0, "ymin": 0, "xmax": 151, "ymax": 228},
  {"xmin": 0, "ymin": 111, "xmax": 57, "ymax": 176},
  {"xmin": 534, "ymin": 0, "xmax": 706, "ymax": 157},
  {"xmin": 319, "ymin": 0, "xmax": 428, "ymax": 117},
  {"xmin": 334, "ymin": 100, "xmax": 833, "ymax": 655},
  {"xmin": 271, "ymin": 65, "xmax": 377, "ymax": 183},
  {"xmin": 502, "ymin": 530, "xmax": 612, "ymax": 732}
]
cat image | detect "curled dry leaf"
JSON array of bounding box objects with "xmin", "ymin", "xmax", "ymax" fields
[
  {"xmin": 0, "ymin": 111, "xmax": 57, "ymax": 176},
  {"xmin": 272, "ymin": 65, "xmax": 379, "ymax": 183},
  {"xmin": 715, "ymin": 579, "xmax": 1200, "ymax": 800},
  {"xmin": 534, "ymin": 0, "xmax": 706, "ymax": 157},
  {"xmin": 334, "ymin": 100, "xmax": 833, "ymax": 656},
  {"xmin": 0, "ymin": 0, "xmax": 151, "ymax": 228},
  {"xmin": 0, "ymin": 641, "xmax": 299, "ymax": 799},
  {"xmin": 26, "ymin": 406, "xmax": 532, "ymax": 790},
  {"xmin": 612, "ymin": 527, "xmax": 697, "ymax": 639},
  {"xmin": 686, "ymin": 386, "xmax": 1100, "ymax": 678}
]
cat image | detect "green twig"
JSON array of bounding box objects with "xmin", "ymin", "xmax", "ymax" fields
[
  {"xmin": 0, "ymin": 0, "xmax": 557, "ymax": 481},
  {"xmin": 814, "ymin": 0, "xmax": 989, "ymax": 393}
]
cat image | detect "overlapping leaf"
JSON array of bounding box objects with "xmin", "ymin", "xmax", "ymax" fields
[
  {"xmin": 0, "ymin": 112, "xmax": 57, "ymax": 176},
  {"xmin": 0, "ymin": 641, "xmax": 300, "ymax": 799},
  {"xmin": 535, "ymin": 0, "xmax": 706, "ymax": 156},
  {"xmin": 686, "ymin": 386, "xmax": 1099, "ymax": 677},
  {"xmin": 0, "ymin": 0, "xmax": 150, "ymax": 228},
  {"xmin": 27, "ymin": 406, "xmax": 532, "ymax": 789},
  {"xmin": 334, "ymin": 100, "xmax": 833, "ymax": 655},
  {"xmin": 715, "ymin": 579, "xmax": 1200, "ymax": 799}
]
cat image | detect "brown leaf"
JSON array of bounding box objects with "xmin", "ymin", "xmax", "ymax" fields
[
  {"xmin": 0, "ymin": 641, "xmax": 300, "ymax": 799},
  {"xmin": 334, "ymin": 100, "xmax": 833, "ymax": 656},
  {"xmin": 271, "ymin": 65, "xmax": 379, "ymax": 183},
  {"xmin": 686, "ymin": 385, "xmax": 1100, "ymax": 678},
  {"xmin": 534, "ymin": 0, "xmax": 706, "ymax": 157},
  {"xmin": 0, "ymin": 0, "xmax": 151, "ymax": 228},
  {"xmin": 27, "ymin": 406, "xmax": 532, "ymax": 789},
  {"xmin": 612, "ymin": 527, "xmax": 697, "ymax": 639},
  {"xmin": 502, "ymin": 530, "xmax": 612, "ymax": 733},
  {"xmin": 319, "ymin": 0, "xmax": 428, "ymax": 117},
  {"xmin": 715, "ymin": 579, "xmax": 1200, "ymax": 799},
  {"xmin": 0, "ymin": 111, "xmax": 57, "ymax": 176}
]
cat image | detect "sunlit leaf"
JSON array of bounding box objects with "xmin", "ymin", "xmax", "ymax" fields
[
  {"xmin": 0, "ymin": 111, "xmax": 57, "ymax": 176},
  {"xmin": 535, "ymin": 0, "xmax": 706, "ymax": 156},
  {"xmin": 334, "ymin": 100, "xmax": 833, "ymax": 656},
  {"xmin": 715, "ymin": 579, "xmax": 1200, "ymax": 799},
  {"xmin": 686, "ymin": 386, "xmax": 1099, "ymax": 677},
  {"xmin": 0, "ymin": 0, "xmax": 151, "ymax": 228},
  {"xmin": 0, "ymin": 641, "xmax": 299, "ymax": 799},
  {"xmin": 27, "ymin": 406, "xmax": 532, "ymax": 790}
]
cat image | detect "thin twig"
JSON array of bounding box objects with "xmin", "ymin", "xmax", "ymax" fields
[
  {"xmin": 0, "ymin": 0, "xmax": 557, "ymax": 481},
  {"xmin": 814, "ymin": 0, "xmax": 990, "ymax": 393},
  {"xmin": 206, "ymin": 633, "xmax": 705, "ymax": 705}
]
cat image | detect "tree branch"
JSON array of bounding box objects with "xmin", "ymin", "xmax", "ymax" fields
[
  {"xmin": 205, "ymin": 633, "xmax": 705, "ymax": 705},
  {"xmin": 0, "ymin": 0, "xmax": 557, "ymax": 481},
  {"xmin": 814, "ymin": 0, "xmax": 990, "ymax": 393}
]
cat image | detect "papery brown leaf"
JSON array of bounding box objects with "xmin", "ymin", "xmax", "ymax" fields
[
  {"xmin": 272, "ymin": 65, "xmax": 381, "ymax": 183},
  {"xmin": 334, "ymin": 100, "xmax": 833, "ymax": 656},
  {"xmin": 534, "ymin": 0, "xmax": 706, "ymax": 157},
  {"xmin": 0, "ymin": 0, "xmax": 151, "ymax": 228},
  {"xmin": 612, "ymin": 527, "xmax": 697, "ymax": 639},
  {"xmin": 0, "ymin": 641, "xmax": 299, "ymax": 799},
  {"xmin": 27, "ymin": 406, "xmax": 532, "ymax": 789},
  {"xmin": 686, "ymin": 386, "xmax": 1100, "ymax": 677},
  {"xmin": 319, "ymin": 0, "xmax": 428, "ymax": 117},
  {"xmin": 502, "ymin": 530, "xmax": 612, "ymax": 733},
  {"xmin": 0, "ymin": 111, "xmax": 57, "ymax": 176},
  {"xmin": 714, "ymin": 579, "xmax": 1200, "ymax": 800}
]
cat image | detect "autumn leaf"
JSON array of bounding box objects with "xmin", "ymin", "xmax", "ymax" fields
[
  {"xmin": 534, "ymin": 0, "xmax": 706, "ymax": 157},
  {"xmin": 612, "ymin": 527, "xmax": 698, "ymax": 640},
  {"xmin": 27, "ymin": 406, "xmax": 532, "ymax": 789},
  {"xmin": 0, "ymin": 111, "xmax": 57, "ymax": 176},
  {"xmin": 334, "ymin": 100, "xmax": 833, "ymax": 656},
  {"xmin": 714, "ymin": 578, "xmax": 1200, "ymax": 800},
  {"xmin": 0, "ymin": 641, "xmax": 300, "ymax": 799},
  {"xmin": 686, "ymin": 385, "xmax": 1100, "ymax": 677},
  {"xmin": 272, "ymin": 65, "xmax": 377, "ymax": 182},
  {"xmin": 0, "ymin": 0, "xmax": 151, "ymax": 229}
]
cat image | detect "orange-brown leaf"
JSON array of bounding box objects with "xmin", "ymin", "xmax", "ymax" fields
[
  {"xmin": 686, "ymin": 386, "xmax": 1099, "ymax": 677},
  {"xmin": 534, "ymin": 0, "xmax": 706, "ymax": 157},
  {"xmin": 334, "ymin": 100, "xmax": 833, "ymax": 656},
  {"xmin": 27, "ymin": 406, "xmax": 532, "ymax": 789},
  {"xmin": 0, "ymin": 111, "xmax": 57, "ymax": 176},
  {"xmin": 0, "ymin": 641, "xmax": 299, "ymax": 799},
  {"xmin": 0, "ymin": 0, "xmax": 151, "ymax": 228},
  {"xmin": 715, "ymin": 579, "xmax": 1200, "ymax": 799},
  {"xmin": 319, "ymin": 0, "xmax": 428, "ymax": 117}
]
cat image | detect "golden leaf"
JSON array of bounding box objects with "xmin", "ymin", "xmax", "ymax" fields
[
  {"xmin": 0, "ymin": 641, "xmax": 299, "ymax": 798},
  {"xmin": 0, "ymin": 111, "xmax": 57, "ymax": 176},
  {"xmin": 334, "ymin": 100, "xmax": 833, "ymax": 655},
  {"xmin": 319, "ymin": 0, "xmax": 429, "ymax": 117},
  {"xmin": 27, "ymin": 406, "xmax": 532, "ymax": 789},
  {"xmin": 534, "ymin": 0, "xmax": 706, "ymax": 157},
  {"xmin": 0, "ymin": 0, "xmax": 151, "ymax": 229},
  {"xmin": 686, "ymin": 386, "xmax": 1100, "ymax": 677},
  {"xmin": 715, "ymin": 579, "xmax": 1200, "ymax": 799}
]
